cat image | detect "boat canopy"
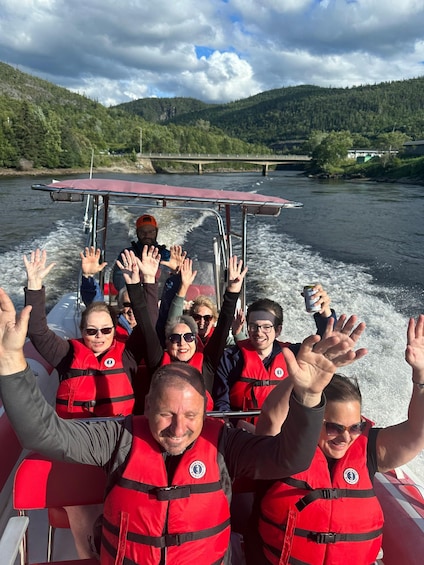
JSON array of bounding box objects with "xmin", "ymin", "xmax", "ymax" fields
[
  {"xmin": 32, "ymin": 178, "xmax": 303, "ymax": 309},
  {"xmin": 32, "ymin": 178, "xmax": 302, "ymax": 215}
]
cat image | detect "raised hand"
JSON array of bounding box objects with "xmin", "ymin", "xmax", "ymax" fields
[
  {"xmin": 23, "ymin": 248, "xmax": 56, "ymax": 290},
  {"xmin": 161, "ymin": 244, "xmax": 187, "ymax": 273},
  {"xmin": 323, "ymin": 314, "xmax": 367, "ymax": 363},
  {"xmin": 226, "ymin": 256, "xmax": 248, "ymax": 294},
  {"xmin": 116, "ymin": 249, "xmax": 141, "ymax": 285},
  {"xmin": 232, "ymin": 307, "xmax": 246, "ymax": 336},
  {"xmin": 179, "ymin": 258, "xmax": 197, "ymax": 294},
  {"xmin": 283, "ymin": 325, "xmax": 367, "ymax": 407},
  {"xmin": 80, "ymin": 246, "xmax": 107, "ymax": 277},
  {"xmin": 302, "ymin": 283, "xmax": 332, "ymax": 317},
  {"xmin": 139, "ymin": 245, "xmax": 161, "ymax": 283},
  {"xmin": 406, "ymin": 314, "xmax": 424, "ymax": 372},
  {"xmin": 0, "ymin": 288, "xmax": 31, "ymax": 375}
]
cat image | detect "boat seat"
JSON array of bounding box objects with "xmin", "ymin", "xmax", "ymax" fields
[{"xmin": 13, "ymin": 452, "xmax": 106, "ymax": 564}]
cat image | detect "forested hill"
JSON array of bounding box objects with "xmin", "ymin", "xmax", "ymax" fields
[
  {"xmin": 1, "ymin": 58, "xmax": 424, "ymax": 173},
  {"xmin": 114, "ymin": 78, "xmax": 424, "ymax": 147},
  {"xmin": 0, "ymin": 61, "xmax": 267, "ymax": 170}
]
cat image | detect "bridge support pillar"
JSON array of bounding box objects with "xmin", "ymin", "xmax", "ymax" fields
[
  {"xmin": 197, "ymin": 163, "xmax": 203, "ymax": 175},
  {"xmin": 262, "ymin": 164, "xmax": 269, "ymax": 176}
]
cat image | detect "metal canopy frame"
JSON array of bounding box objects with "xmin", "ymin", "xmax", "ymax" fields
[{"xmin": 32, "ymin": 179, "xmax": 303, "ymax": 310}]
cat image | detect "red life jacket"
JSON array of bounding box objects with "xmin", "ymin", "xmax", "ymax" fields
[
  {"xmin": 115, "ymin": 324, "xmax": 130, "ymax": 342},
  {"xmin": 161, "ymin": 351, "xmax": 214, "ymax": 411},
  {"xmin": 101, "ymin": 416, "xmax": 231, "ymax": 564},
  {"xmin": 258, "ymin": 432, "xmax": 384, "ymax": 565},
  {"xmin": 56, "ymin": 339, "xmax": 135, "ymax": 418},
  {"xmin": 229, "ymin": 339, "xmax": 289, "ymax": 411}
]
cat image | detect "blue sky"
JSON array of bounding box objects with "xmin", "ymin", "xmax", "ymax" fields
[{"xmin": 0, "ymin": 0, "xmax": 423, "ymax": 106}]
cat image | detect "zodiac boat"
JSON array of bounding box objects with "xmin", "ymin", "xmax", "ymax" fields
[{"xmin": 1, "ymin": 178, "xmax": 423, "ymax": 563}]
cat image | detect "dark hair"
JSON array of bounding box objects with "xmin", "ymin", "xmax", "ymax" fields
[
  {"xmin": 247, "ymin": 298, "xmax": 283, "ymax": 326},
  {"xmin": 80, "ymin": 301, "xmax": 117, "ymax": 332},
  {"xmin": 148, "ymin": 363, "xmax": 207, "ymax": 405},
  {"xmin": 165, "ymin": 315, "xmax": 198, "ymax": 338},
  {"xmin": 323, "ymin": 373, "xmax": 362, "ymax": 405}
]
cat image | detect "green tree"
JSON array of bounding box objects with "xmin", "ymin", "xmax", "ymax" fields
[
  {"xmin": 311, "ymin": 130, "xmax": 353, "ymax": 171},
  {"xmin": 376, "ymin": 131, "xmax": 410, "ymax": 151}
]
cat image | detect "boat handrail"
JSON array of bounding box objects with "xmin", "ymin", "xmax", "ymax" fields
[{"xmin": 0, "ymin": 516, "xmax": 29, "ymax": 565}]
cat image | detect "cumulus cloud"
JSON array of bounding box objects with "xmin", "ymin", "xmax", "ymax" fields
[{"xmin": 0, "ymin": 0, "xmax": 423, "ymax": 105}]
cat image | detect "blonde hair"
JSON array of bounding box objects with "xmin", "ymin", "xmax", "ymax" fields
[
  {"xmin": 80, "ymin": 301, "xmax": 117, "ymax": 331},
  {"xmin": 190, "ymin": 295, "xmax": 218, "ymax": 321}
]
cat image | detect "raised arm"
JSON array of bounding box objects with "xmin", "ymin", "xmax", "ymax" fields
[
  {"xmin": 24, "ymin": 248, "xmax": 56, "ymax": 291},
  {"xmin": 119, "ymin": 248, "xmax": 164, "ymax": 372},
  {"xmin": 23, "ymin": 249, "xmax": 70, "ymax": 365},
  {"xmin": 306, "ymin": 283, "xmax": 337, "ymax": 336},
  {"xmin": 256, "ymin": 315, "xmax": 368, "ymax": 435},
  {"xmin": 80, "ymin": 246, "xmax": 107, "ymax": 305},
  {"xmin": 0, "ymin": 287, "xmax": 125, "ymax": 466},
  {"xmin": 376, "ymin": 315, "xmax": 424, "ymax": 472},
  {"xmin": 202, "ymin": 256, "xmax": 247, "ymax": 390},
  {"xmin": 167, "ymin": 257, "xmax": 197, "ymax": 321}
]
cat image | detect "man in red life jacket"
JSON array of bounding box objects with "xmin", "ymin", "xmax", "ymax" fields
[
  {"xmin": 0, "ymin": 287, "xmax": 364, "ymax": 565},
  {"xmin": 213, "ymin": 286, "xmax": 335, "ymax": 415}
]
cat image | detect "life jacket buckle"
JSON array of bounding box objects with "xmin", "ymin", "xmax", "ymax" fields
[
  {"xmin": 82, "ymin": 400, "xmax": 97, "ymax": 409},
  {"xmin": 164, "ymin": 533, "xmax": 182, "ymax": 546},
  {"xmin": 312, "ymin": 532, "xmax": 337, "ymax": 544},
  {"xmin": 153, "ymin": 485, "xmax": 191, "ymax": 501},
  {"xmin": 322, "ymin": 488, "xmax": 338, "ymax": 499}
]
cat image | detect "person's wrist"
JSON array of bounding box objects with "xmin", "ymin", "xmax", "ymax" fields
[
  {"xmin": 292, "ymin": 387, "xmax": 322, "ymax": 407},
  {"xmin": 0, "ymin": 355, "xmax": 27, "ymax": 376},
  {"xmin": 27, "ymin": 279, "xmax": 42, "ymax": 291}
]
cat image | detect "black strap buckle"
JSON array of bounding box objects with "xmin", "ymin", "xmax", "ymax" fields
[
  {"xmin": 164, "ymin": 533, "xmax": 182, "ymax": 546},
  {"xmin": 312, "ymin": 532, "xmax": 337, "ymax": 544},
  {"xmin": 322, "ymin": 488, "xmax": 338, "ymax": 500},
  {"xmin": 153, "ymin": 485, "xmax": 191, "ymax": 501},
  {"xmin": 82, "ymin": 400, "xmax": 96, "ymax": 408}
]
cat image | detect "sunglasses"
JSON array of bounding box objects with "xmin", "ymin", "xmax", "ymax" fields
[
  {"xmin": 168, "ymin": 332, "xmax": 196, "ymax": 345},
  {"xmin": 84, "ymin": 327, "xmax": 114, "ymax": 336},
  {"xmin": 193, "ymin": 314, "xmax": 213, "ymax": 323},
  {"xmin": 122, "ymin": 302, "xmax": 132, "ymax": 308},
  {"xmin": 323, "ymin": 420, "xmax": 366, "ymax": 437}
]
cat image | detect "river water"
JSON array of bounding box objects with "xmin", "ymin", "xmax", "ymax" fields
[{"xmin": 1, "ymin": 170, "xmax": 423, "ymax": 476}]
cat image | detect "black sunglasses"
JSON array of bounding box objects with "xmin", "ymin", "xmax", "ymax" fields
[
  {"xmin": 193, "ymin": 314, "xmax": 213, "ymax": 323},
  {"xmin": 168, "ymin": 332, "xmax": 196, "ymax": 345},
  {"xmin": 84, "ymin": 327, "xmax": 114, "ymax": 336},
  {"xmin": 122, "ymin": 302, "xmax": 132, "ymax": 308},
  {"xmin": 323, "ymin": 420, "xmax": 366, "ymax": 437}
]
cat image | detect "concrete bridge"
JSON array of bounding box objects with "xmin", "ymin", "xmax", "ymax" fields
[{"xmin": 142, "ymin": 152, "xmax": 311, "ymax": 175}]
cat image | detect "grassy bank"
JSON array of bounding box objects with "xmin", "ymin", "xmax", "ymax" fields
[{"xmin": 342, "ymin": 155, "xmax": 424, "ymax": 185}]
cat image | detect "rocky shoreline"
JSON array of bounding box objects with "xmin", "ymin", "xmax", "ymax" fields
[{"xmin": 0, "ymin": 157, "xmax": 158, "ymax": 178}]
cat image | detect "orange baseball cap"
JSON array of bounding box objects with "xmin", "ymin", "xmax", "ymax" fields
[{"xmin": 136, "ymin": 214, "xmax": 158, "ymax": 229}]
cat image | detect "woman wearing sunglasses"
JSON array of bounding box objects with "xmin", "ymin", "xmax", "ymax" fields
[
  {"xmin": 23, "ymin": 248, "xmax": 156, "ymax": 560},
  {"xmin": 157, "ymin": 247, "xmax": 247, "ymax": 351},
  {"xmin": 23, "ymin": 248, "xmax": 149, "ymax": 419},
  {"xmin": 118, "ymin": 247, "xmax": 248, "ymax": 405},
  {"xmin": 246, "ymin": 314, "xmax": 424, "ymax": 565}
]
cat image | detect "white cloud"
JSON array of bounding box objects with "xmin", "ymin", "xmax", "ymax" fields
[{"xmin": 0, "ymin": 0, "xmax": 423, "ymax": 105}]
